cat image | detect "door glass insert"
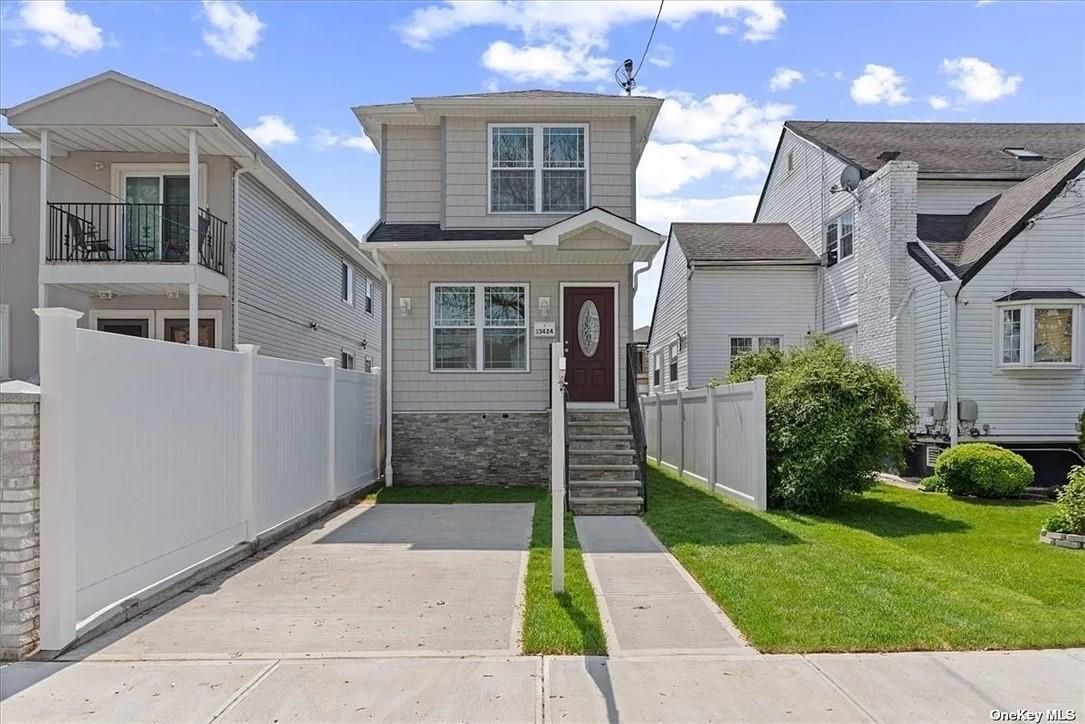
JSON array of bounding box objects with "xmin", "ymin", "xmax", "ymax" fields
[
  {"xmin": 162, "ymin": 176, "xmax": 190, "ymax": 261},
  {"xmin": 163, "ymin": 318, "xmax": 215, "ymax": 348},
  {"xmin": 125, "ymin": 176, "xmax": 161, "ymax": 259},
  {"xmin": 577, "ymin": 300, "xmax": 600, "ymax": 358},
  {"xmin": 97, "ymin": 318, "xmax": 150, "ymax": 338}
]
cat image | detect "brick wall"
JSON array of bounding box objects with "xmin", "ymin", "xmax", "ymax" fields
[{"xmin": 0, "ymin": 389, "xmax": 41, "ymax": 660}]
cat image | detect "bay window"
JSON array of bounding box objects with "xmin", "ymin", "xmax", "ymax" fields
[
  {"xmin": 825, "ymin": 210, "xmax": 854, "ymax": 266},
  {"xmin": 432, "ymin": 283, "xmax": 528, "ymax": 371},
  {"xmin": 489, "ymin": 124, "xmax": 588, "ymax": 213},
  {"xmin": 998, "ymin": 302, "xmax": 1079, "ymax": 368}
]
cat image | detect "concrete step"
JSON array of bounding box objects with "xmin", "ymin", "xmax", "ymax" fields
[
  {"xmin": 569, "ymin": 435, "xmax": 634, "ymax": 451},
  {"xmin": 568, "ymin": 410, "xmax": 631, "ymax": 423},
  {"xmin": 568, "ymin": 480, "xmax": 642, "ymax": 498},
  {"xmin": 568, "ymin": 463, "xmax": 640, "ymax": 481},
  {"xmin": 569, "ymin": 496, "xmax": 644, "ymax": 516},
  {"xmin": 569, "ymin": 449, "xmax": 636, "ymax": 465},
  {"xmin": 567, "ymin": 422, "xmax": 629, "ymax": 436}
]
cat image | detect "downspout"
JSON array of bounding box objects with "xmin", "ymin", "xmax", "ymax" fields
[
  {"xmin": 939, "ymin": 280, "xmax": 962, "ymax": 446},
  {"xmin": 370, "ymin": 248, "xmax": 394, "ymax": 486},
  {"xmin": 232, "ymin": 160, "xmax": 259, "ymax": 347}
]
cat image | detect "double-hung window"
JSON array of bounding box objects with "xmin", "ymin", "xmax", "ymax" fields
[
  {"xmin": 668, "ymin": 342, "xmax": 679, "ymax": 382},
  {"xmin": 364, "ymin": 277, "xmax": 373, "ymax": 314},
  {"xmin": 340, "ymin": 350, "xmax": 355, "ymax": 370},
  {"xmin": 729, "ymin": 335, "xmax": 781, "ymax": 362},
  {"xmin": 652, "ymin": 352, "xmax": 661, "ymax": 387},
  {"xmin": 489, "ymin": 124, "xmax": 588, "ymax": 213},
  {"xmin": 432, "ymin": 283, "xmax": 528, "ymax": 371},
  {"xmin": 999, "ymin": 302, "xmax": 1079, "ymax": 368},
  {"xmin": 341, "ymin": 262, "xmax": 353, "ymax": 305},
  {"xmin": 825, "ymin": 210, "xmax": 854, "ymax": 266}
]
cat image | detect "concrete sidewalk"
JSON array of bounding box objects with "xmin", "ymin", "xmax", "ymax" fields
[
  {"xmin": 575, "ymin": 516, "xmax": 749, "ymax": 655},
  {"xmin": 3, "ymin": 649, "xmax": 1081, "ymax": 722}
]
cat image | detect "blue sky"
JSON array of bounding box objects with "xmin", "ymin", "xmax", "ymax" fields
[{"xmin": 2, "ymin": 0, "xmax": 1083, "ymax": 325}]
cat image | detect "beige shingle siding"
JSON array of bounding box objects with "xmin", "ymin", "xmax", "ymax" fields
[
  {"xmin": 442, "ymin": 117, "xmax": 633, "ymax": 229},
  {"xmin": 236, "ymin": 175, "xmax": 382, "ymax": 365},
  {"xmin": 384, "ymin": 125, "xmax": 441, "ymax": 224},
  {"xmin": 388, "ymin": 263, "xmax": 629, "ymax": 412}
]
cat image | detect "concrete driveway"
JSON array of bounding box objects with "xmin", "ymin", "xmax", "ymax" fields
[{"xmin": 60, "ymin": 502, "xmax": 534, "ymax": 660}]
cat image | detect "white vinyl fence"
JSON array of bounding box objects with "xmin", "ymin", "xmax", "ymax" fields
[
  {"xmin": 642, "ymin": 376, "xmax": 767, "ymax": 510},
  {"xmin": 36, "ymin": 309, "xmax": 380, "ymax": 650}
]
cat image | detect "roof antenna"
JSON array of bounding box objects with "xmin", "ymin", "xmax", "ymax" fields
[{"xmin": 616, "ymin": 59, "xmax": 635, "ymax": 95}]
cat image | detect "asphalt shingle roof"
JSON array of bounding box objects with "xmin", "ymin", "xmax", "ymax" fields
[
  {"xmin": 786, "ymin": 121, "xmax": 1085, "ymax": 177},
  {"xmin": 672, "ymin": 222, "xmax": 818, "ymax": 263},
  {"xmin": 366, "ymin": 223, "xmax": 541, "ymax": 243}
]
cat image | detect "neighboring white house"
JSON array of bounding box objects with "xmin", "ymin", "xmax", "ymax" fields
[
  {"xmin": 354, "ymin": 90, "xmax": 664, "ymax": 507},
  {"xmin": 0, "ymin": 71, "xmax": 383, "ymax": 382},
  {"xmin": 751, "ymin": 121, "xmax": 1085, "ymax": 484},
  {"xmin": 647, "ymin": 222, "xmax": 819, "ymax": 393}
]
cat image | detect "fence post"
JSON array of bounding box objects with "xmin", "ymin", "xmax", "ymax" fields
[
  {"xmin": 752, "ymin": 375, "xmax": 768, "ymax": 511},
  {"xmin": 238, "ymin": 344, "xmax": 259, "ymax": 539},
  {"xmin": 34, "ymin": 307, "xmax": 82, "ymax": 651},
  {"xmin": 323, "ymin": 357, "xmax": 337, "ymax": 502},
  {"xmin": 707, "ymin": 384, "xmax": 717, "ymax": 492},
  {"xmin": 676, "ymin": 388, "xmax": 684, "ymax": 477}
]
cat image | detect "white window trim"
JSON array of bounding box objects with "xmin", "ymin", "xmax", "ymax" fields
[
  {"xmin": 341, "ymin": 262, "xmax": 354, "ymax": 306},
  {"xmin": 0, "ymin": 163, "xmax": 11, "ymax": 245},
  {"xmin": 88, "ymin": 309, "xmax": 223, "ymax": 348},
  {"xmin": 364, "ymin": 276, "xmax": 373, "ymax": 315},
  {"xmin": 111, "ymin": 163, "xmax": 209, "ymax": 207},
  {"xmin": 429, "ymin": 282, "xmax": 531, "ymax": 373},
  {"xmin": 825, "ymin": 209, "xmax": 855, "ymax": 265},
  {"xmin": 995, "ymin": 300, "xmax": 1081, "ymax": 369},
  {"xmin": 340, "ymin": 348, "xmax": 355, "ymax": 370},
  {"xmin": 728, "ymin": 334, "xmax": 783, "ymax": 360},
  {"xmin": 487, "ymin": 123, "xmax": 590, "ymax": 215}
]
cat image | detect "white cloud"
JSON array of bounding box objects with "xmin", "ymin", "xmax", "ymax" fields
[
  {"xmin": 18, "ymin": 0, "xmax": 103, "ymax": 55},
  {"xmin": 244, "ymin": 115, "xmax": 297, "ymax": 147},
  {"xmin": 648, "ymin": 43, "xmax": 673, "ymax": 68},
  {"xmin": 313, "ymin": 128, "xmax": 376, "ymax": 153},
  {"xmin": 481, "ymin": 40, "xmax": 611, "ymax": 83},
  {"xmin": 941, "ymin": 56, "xmax": 1021, "ymax": 103},
  {"xmin": 645, "ymin": 89, "xmax": 792, "ymax": 152},
  {"xmin": 769, "ymin": 67, "xmax": 804, "ymax": 91},
  {"xmin": 201, "ymin": 0, "xmax": 264, "ymax": 61},
  {"xmin": 850, "ymin": 64, "xmax": 909, "ymax": 105},
  {"xmin": 638, "ymin": 142, "xmax": 765, "ymax": 196},
  {"xmin": 928, "ymin": 95, "xmax": 950, "ymax": 110}
]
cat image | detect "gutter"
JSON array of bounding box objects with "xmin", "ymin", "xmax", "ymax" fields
[{"xmin": 369, "ymin": 249, "xmax": 394, "ymax": 487}]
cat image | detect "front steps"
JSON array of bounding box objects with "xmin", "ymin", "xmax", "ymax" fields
[{"xmin": 566, "ymin": 409, "xmax": 644, "ymax": 516}]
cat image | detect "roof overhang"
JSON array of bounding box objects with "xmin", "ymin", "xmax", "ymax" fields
[
  {"xmin": 525, "ymin": 207, "xmax": 662, "ymax": 248},
  {"xmin": 688, "ymin": 258, "xmax": 821, "ymax": 268}
]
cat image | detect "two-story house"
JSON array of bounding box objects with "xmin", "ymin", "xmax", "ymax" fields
[
  {"xmin": 354, "ymin": 90, "xmax": 664, "ymax": 511},
  {"xmin": 1, "ymin": 71, "xmax": 383, "ymax": 383},
  {"xmin": 751, "ymin": 121, "xmax": 1085, "ymax": 484}
]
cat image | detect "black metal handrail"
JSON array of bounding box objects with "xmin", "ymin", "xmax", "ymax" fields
[
  {"xmin": 627, "ymin": 342, "xmax": 649, "ymax": 511},
  {"xmin": 47, "ymin": 202, "xmax": 227, "ymax": 274}
]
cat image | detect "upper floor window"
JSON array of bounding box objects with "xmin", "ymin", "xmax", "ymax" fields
[
  {"xmin": 668, "ymin": 341, "xmax": 679, "ymax": 382},
  {"xmin": 999, "ymin": 303, "xmax": 1079, "ymax": 368},
  {"xmin": 364, "ymin": 277, "xmax": 373, "ymax": 314},
  {"xmin": 340, "ymin": 349, "xmax": 355, "ymax": 370},
  {"xmin": 489, "ymin": 124, "xmax": 588, "ymax": 214},
  {"xmin": 341, "ymin": 262, "xmax": 353, "ymax": 305},
  {"xmin": 825, "ymin": 210, "xmax": 854, "ymax": 266}
]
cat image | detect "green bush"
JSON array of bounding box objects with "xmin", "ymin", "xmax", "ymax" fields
[
  {"xmin": 727, "ymin": 336, "xmax": 914, "ymax": 513},
  {"xmin": 1044, "ymin": 466, "xmax": 1085, "ymax": 534},
  {"xmin": 919, "ymin": 475, "xmax": 944, "ymax": 492},
  {"xmin": 933, "ymin": 443, "xmax": 1033, "ymax": 498}
]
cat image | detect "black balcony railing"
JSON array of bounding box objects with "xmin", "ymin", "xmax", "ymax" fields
[{"xmin": 47, "ymin": 202, "xmax": 227, "ymax": 274}]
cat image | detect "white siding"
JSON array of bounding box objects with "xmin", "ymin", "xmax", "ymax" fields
[
  {"xmin": 389, "ymin": 263, "xmax": 630, "ymax": 412},
  {"xmin": 647, "ymin": 233, "xmax": 688, "ymax": 393},
  {"xmin": 910, "ymin": 258, "xmax": 947, "ymax": 422},
  {"xmin": 237, "ymin": 176, "xmax": 383, "ymax": 365},
  {"xmin": 384, "ymin": 124, "xmax": 441, "ymax": 224},
  {"xmin": 687, "ymin": 266, "xmax": 817, "ymax": 386},
  {"xmin": 917, "ymin": 180, "xmax": 1014, "ymax": 214}
]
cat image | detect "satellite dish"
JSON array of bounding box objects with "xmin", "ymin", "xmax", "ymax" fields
[{"xmin": 839, "ymin": 165, "xmax": 861, "ymax": 192}]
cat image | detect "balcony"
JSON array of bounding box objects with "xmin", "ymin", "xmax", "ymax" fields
[{"xmin": 47, "ymin": 202, "xmax": 227, "ymax": 274}]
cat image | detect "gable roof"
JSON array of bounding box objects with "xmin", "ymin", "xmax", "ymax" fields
[
  {"xmin": 671, "ymin": 222, "xmax": 819, "ymax": 263},
  {"xmin": 915, "ymin": 147, "xmax": 1085, "ymax": 282},
  {"xmin": 785, "ymin": 121, "xmax": 1085, "ymax": 179}
]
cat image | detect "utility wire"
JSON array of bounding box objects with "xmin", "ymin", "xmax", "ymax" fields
[
  {"xmin": 633, "ymin": 0, "xmax": 665, "ymax": 80},
  {"xmin": 236, "ymin": 299, "xmax": 370, "ymax": 349},
  {"xmin": 616, "ymin": 0, "xmax": 664, "ymax": 93}
]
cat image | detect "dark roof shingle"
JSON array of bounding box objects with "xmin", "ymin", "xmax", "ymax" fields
[
  {"xmin": 672, "ymin": 222, "xmax": 818, "ymax": 263},
  {"xmin": 786, "ymin": 121, "xmax": 1085, "ymax": 178},
  {"xmin": 366, "ymin": 223, "xmax": 540, "ymax": 243}
]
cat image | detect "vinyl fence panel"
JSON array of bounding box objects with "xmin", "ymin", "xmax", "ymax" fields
[
  {"xmin": 335, "ymin": 367, "xmax": 380, "ymax": 497},
  {"xmin": 641, "ymin": 376, "xmax": 766, "ymax": 511}
]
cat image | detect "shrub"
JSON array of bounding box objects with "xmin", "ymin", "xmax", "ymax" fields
[
  {"xmin": 919, "ymin": 475, "xmax": 945, "ymax": 492},
  {"xmin": 933, "ymin": 443, "xmax": 1033, "ymax": 498},
  {"xmin": 1043, "ymin": 466, "xmax": 1085, "ymax": 534},
  {"xmin": 727, "ymin": 336, "xmax": 915, "ymax": 513}
]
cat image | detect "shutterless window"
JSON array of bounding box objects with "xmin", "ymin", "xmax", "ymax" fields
[
  {"xmin": 489, "ymin": 124, "xmax": 587, "ymax": 213},
  {"xmin": 825, "ymin": 210, "xmax": 854, "ymax": 266},
  {"xmin": 730, "ymin": 336, "xmax": 780, "ymax": 361},
  {"xmin": 340, "ymin": 350, "xmax": 355, "ymax": 370},
  {"xmin": 1001, "ymin": 308, "xmax": 1022, "ymax": 364},
  {"xmin": 341, "ymin": 262, "xmax": 353, "ymax": 305},
  {"xmin": 364, "ymin": 277, "xmax": 373, "ymax": 314},
  {"xmin": 999, "ymin": 304, "xmax": 1078, "ymax": 367},
  {"xmin": 668, "ymin": 342, "xmax": 678, "ymax": 382},
  {"xmin": 432, "ymin": 284, "xmax": 528, "ymax": 371},
  {"xmin": 652, "ymin": 352, "xmax": 661, "ymax": 386}
]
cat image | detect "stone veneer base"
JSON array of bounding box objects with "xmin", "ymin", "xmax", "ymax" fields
[
  {"xmin": 1039, "ymin": 530, "xmax": 1085, "ymax": 549},
  {"xmin": 392, "ymin": 412, "xmax": 550, "ymax": 487}
]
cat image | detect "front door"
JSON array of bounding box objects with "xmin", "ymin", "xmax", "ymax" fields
[
  {"xmin": 97, "ymin": 318, "xmax": 150, "ymax": 338},
  {"xmin": 563, "ymin": 286, "xmax": 614, "ymax": 403}
]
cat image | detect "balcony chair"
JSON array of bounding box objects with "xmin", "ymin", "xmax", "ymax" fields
[{"xmin": 67, "ymin": 214, "xmax": 112, "ymax": 261}]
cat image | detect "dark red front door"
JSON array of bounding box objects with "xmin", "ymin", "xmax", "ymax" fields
[{"xmin": 563, "ymin": 287, "xmax": 614, "ymax": 402}]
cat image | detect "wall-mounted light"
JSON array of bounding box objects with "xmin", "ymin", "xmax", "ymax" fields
[
  {"xmin": 675, "ymin": 331, "xmax": 686, "ymax": 352},
  {"xmin": 537, "ymin": 296, "xmax": 551, "ymax": 316},
  {"xmin": 398, "ymin": 297, "xmax": 412, "ymax": 317},
  {"xmin": 96, "ymin": 290, "xmax": 116, "ymax": 300},
  {"xmin": 166, "ymin": 290, "xmax": 181, "ymax": 300},
  {"xmin": 93, "ymin": 161, "xmax": 104, "ymax": 171}
]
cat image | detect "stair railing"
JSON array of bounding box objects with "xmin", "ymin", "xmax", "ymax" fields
[{"xmin": 626, "ymin": 342, "xmax": 649, "ymax": 512}]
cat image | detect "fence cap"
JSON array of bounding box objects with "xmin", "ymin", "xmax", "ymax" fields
[{"xmin": 34, "ymin": 307, "xmax": 84, "ymax": 320}]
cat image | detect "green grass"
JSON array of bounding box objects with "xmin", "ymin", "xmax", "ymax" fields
[
  {"xmin": 367, "ymin": 485, "xmax": 606, "ymax": 655},
  {"xmin": 644, "ymin": 463, "xmax": 1085, "ymax": 653}
]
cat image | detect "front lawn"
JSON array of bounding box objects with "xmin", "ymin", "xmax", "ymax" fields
[
  {"xmin": 645, "ymin": 463, "xmax": 1085, "ymax": 653},
  {"xmin": 367, "ymin": 485, "xmax": 606, "ymax": 655}
]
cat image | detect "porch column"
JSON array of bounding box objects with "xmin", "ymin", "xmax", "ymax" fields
[
  {"xmin": 188, "ymin": 129, "xmax": 199, "ymax": 345},
  {"xmin": 38, "ymin": 129, "xmax": 50, "ymax": 308}
]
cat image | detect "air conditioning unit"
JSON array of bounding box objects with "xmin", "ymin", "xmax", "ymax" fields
[
  {"xmin": 931, "ymin": 401, "xmax": 947, "ymax": 424},
  {"xmin": 958, "ymin": 399, "xmax": 979, "ymax": 427}
]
